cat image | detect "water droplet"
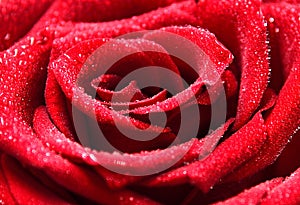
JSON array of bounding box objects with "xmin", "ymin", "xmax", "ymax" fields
[
  {"xmin": 13, "ymin": 49, "xmax": 18, "ymax": 57},
  {"xmin": 30, "ymin": 37, "xmax": 35, "ymax": 45},
  {"xmin": 4, "ymin": 33, "xmax": 10, "ymax": 41},
  {"xmin": 64, "ymin": 53, "xmax": 71, "ymax": 60},
  {"xmin": 81, "ymin": 153, "xmax": 88, "ymax": 159},
  {"xmin": 89, "ymin": 154, "xmax": 98, "ymax": 162}
]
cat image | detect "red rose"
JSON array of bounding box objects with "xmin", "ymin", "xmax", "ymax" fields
[{"xmin": 0, "ymin": 0, "xmax": 299, "ymax": 204}]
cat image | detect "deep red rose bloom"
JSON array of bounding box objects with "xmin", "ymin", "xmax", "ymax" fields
[{"xmin": 0, "ymin": 0, "xmax": 299, "ymax": 204}]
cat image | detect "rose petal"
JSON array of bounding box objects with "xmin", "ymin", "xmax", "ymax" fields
[
  {"xmin": 227, "ymin": 63, "xmax": 300, "ymax": 182},
  {"xmin": 262, "ymin": 3, "xmax": 300, "ymax": 80},
  {"xmin": 50, "ymin": 0, "xmax": 198, "ymax": 60},
  {"xmin": 213, "ymin": 178, "xmax": 283, "ymax": 205},
  {"xmin": 197, "ymin": 70, "xmax": 238, "ymax": 105},
  {"xmin": 93, "ymin": 78, "xmax": 147, "ymax": 103},
  {"xmin": 93, "ymin": 166, "xmax": 144, "ymax": 190},
  {"xmin": 1, "ymin": 154, "xmax": 72, "ymax": 205},
  {"xmin": 2, "ymin": 112, "xmax": 158, "ymax": 204},
  {"xmin": 0, "ymin": 156, "xmax": 15, "ymax": 205},
  {"xmin": 28, "ymin": 167, "xmax": 77, "ymax": 203},
  {"xmin": 0, "ymin": 29, "xmax": 53, "ymax": 123},
  {"xmin": 187, "ymin": 113, "xmax": 267, "ymax": 192},
  {"xmin": 33, "ymin": 106, "xmax": 98, "ymax": 165},
  {"xmin": 270, "ymin": 130, "xmax": 300, "ymax": 177},
  {"xmin": 260, "ymin": 167, "xmax": 300, "ymax": 205},
  {"xmin": 196, "ymin": 0, "xmax": 269, "ymax": 130},
  {"xmin": 224, "ymin": 3, "xmax": 300, "ymax": 181},
  {"xmin": 34, "ymin": 105, "xmax": 232, "ymax": 189},
  {"xmin": 103, "ymin": 89, "xmax": 167, "ymax": 111},
  {"xmin": 31, "ymin": 0, "xmax": 186, "ymax": 33},
  {"xmin": 126, "ymin": 26, "xmax": 233, "ymax": 115},
  {"xmin": 45, "ymin": 70, "xmax": 78, "ymax": 140},
  {"xmin": 0, "ymin": 0, "xmax": 52, "ymax": 50},
  {"xmin": 140, "ymin": 92, "xmax": 274, "ymax": 191},
  {"xmin": 144, "ymin": 26, "xmax": 233, "ymax": 74},
  {"xmin": 139, "ymin": 119, "xmax": 234, "ymax": 187}
]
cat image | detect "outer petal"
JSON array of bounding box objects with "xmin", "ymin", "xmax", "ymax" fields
[
  {"xmin": 196, "ymin": 0, "xmax": 270, "ymax": 130},
  {"xmin": 1, "ymin": 154, "xmax": 73, "ymax": 205},
  {"xmin": 0, "ymin": 156, "xmax": 16, "ymax": 205},
  {"xmin": 225, "ymin": 3, "xmax": 300, "ymax": 181},
  {"xmin": 30, "ymin": 0, "xmax": 186, "ymax": 33},
  {"xmin": 213, "ymin": 178, "xmax": 283, "ymax": 205},
  {"xmin": 50, "ymin": 0, "xmax": 198, "ymax": 60},
  {"xmin": 0, "ymin": 0, "xmax": 52, "ymax": 50},
  {"xmin": 188, "ymin": 112, "xmax": 267, "ymax": 192},
  {"xmin": 260, "ymin": 167, "xmax": 300, "ymax": 205},
  {"xmin": 0, "ymin": 29, "xmax": 53, "ymax": 123},
  {"xmin": 138, "ymin": 119, "xmax": 235, "ymax": 187}
]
